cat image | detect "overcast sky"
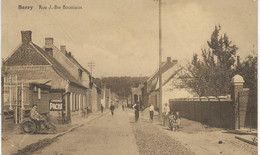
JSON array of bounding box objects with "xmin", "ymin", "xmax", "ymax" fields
[{"xmin": 2, "ymin": 0, "xmax": 257, "ymax": 77}]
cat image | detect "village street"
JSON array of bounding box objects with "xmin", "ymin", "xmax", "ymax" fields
[
  {"xmin": 30, "ymin": 108, "xmax": 257, "ymax": 155},
  {"xmin": 32, "ymin": 108, "xmax": 192, "ymax": 155},
  {"xmin": 33, "ymin": 109, "xmax": 139, "ymax": 155}
]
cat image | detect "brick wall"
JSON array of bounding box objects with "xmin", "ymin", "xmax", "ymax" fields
[{"xmin": 6, "ymin": 66, "xmax": 67, "ymax": 89}]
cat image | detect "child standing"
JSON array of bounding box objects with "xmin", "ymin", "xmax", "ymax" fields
[{"xmin": 175, "ymin": 111, "xmax": 181, "ymax": 131}]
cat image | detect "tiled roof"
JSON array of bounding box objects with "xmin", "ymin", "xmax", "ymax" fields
[
  {"xmin": 147, "ymin": 61, "xmax": 177, "ymax": 92},
  {"xmin": 66, "ymin": 54, "xmax": 90, "ymax": 75},
  {"xmin": 5, "ymin": 41, "xmax": 84, "ymax": 88},
  {"xmin": 31, "ymin": 43, "xmax": 84, "ymax": 87},
  {"xmin": 146, "ymin": 62, "xmax": 169, "ymax": 83},
  {"xmin": 5, "ymin": 43, "xmax": 50, "ymax": 66}
]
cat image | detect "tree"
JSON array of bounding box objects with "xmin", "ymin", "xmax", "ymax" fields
[
  {"xmin": 94, "ymin": 76, "xmax": 148, "ymax": 97},
  {"xmin": 235, "ymin": 50, "xmax": 257, "ymax": 96},
  {"xmin": 181, "ymin": 26, "xmax": 238, "ymax": 96}
]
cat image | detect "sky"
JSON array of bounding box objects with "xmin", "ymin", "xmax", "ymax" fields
[{"xmin": 1, "ymin": 0, "xmax": 257, "ymax": 77}]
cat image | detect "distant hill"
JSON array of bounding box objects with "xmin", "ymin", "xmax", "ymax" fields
[{"xmin": 94, "ymin": 76, "xmax": 148, "ymax": 98}]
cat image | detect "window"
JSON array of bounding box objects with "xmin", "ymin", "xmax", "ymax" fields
[{"xmin": 78, "ymin": 69, "xmax": 83, "ymax": 81}]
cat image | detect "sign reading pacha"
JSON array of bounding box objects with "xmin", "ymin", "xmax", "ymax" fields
[{"xmin": 50, "ymin": 99, "xmax": 63, "ymax": 111}]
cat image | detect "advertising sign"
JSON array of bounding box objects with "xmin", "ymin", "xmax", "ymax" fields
[{"xmin": 50, "ymin": 99, "xmax": 63, "ymax": 111}]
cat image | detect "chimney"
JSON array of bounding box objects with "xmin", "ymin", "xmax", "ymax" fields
[
  {"xmin": 60, "ymin": 45, "xmax": 66, "ymax": 54},
  {"xmin": 21, "ymin": 31, "xmax": 32, "ymax": 43},
  {"xmin": 172, "ymin": 60, "xmax": 178, "ymax": 65},
  {"xmin": 45, "ymin": 38, "xmax": 54, "ymax": 47},
  {"xmin": 167, "ymin": 57, "xmax": 171, "ymax": 62}
]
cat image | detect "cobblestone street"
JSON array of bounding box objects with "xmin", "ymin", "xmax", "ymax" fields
[
  {"xmin": 130, "ymin": 117, "xmax": 193, "ymax": 155},
  {"xmin": 25, "ymin": 108, "xmax": 195, "ymax": 155}
]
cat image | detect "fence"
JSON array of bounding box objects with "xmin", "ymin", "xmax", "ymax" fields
[
  {"xmin": 170, "ymin": 93, "xmax": 257, "ymax": 129},
  {"xmin": 238, "ymin": 90, "xmax": 257, "ymax": 129},
  {"xmin": 169, "ymin": 75, "xmax": 258, "ymax": 130},
  {"xmin": 169, "ymin": 99, "xmax": 234, "ymax": 128},
  {"xmin": 169, "ymin": 93, "xmax": 258, "ymax": 130},
  {"xmin": 3, "ymin": 75, "xmax": 29, "ymax": 124}
]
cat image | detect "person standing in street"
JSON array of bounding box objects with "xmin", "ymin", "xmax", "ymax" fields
[
  {"xmin": 101, "ymin": 104, "xmax": 104, "ymax": 114},
  {"xmin": 132, "ymin": 102, "xmax": 140, "ymax": 122},
  {"xmin": 163, "ymin": 103, "xmax": 170, "ymax": 126},
  {"xmin": 110, "ymin": 104, "xmax": 115, "ymax": 116},
  {"xmin": 122, "ymin": 104, "xmax": 124, "ymax": 111},
  {"xmin": 175, "ymin": 111, "xmax": 181, "ymax": 131},
  {"xmin": 149, "ymin": 103, "xmax": 154, "ymax": 121}
]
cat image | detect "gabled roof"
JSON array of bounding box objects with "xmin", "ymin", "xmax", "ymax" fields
[
  {"xmin": 146, "ymin": 62, "xmax": 167, "ymax": 83},
  {"xmin": 146, "ymin": 60, "xmax": 177, "ymax": 93},
  {"xmin": 5, "ymin": 43, "xmax": 50, "ymax": 66},
  {"xmin": 154, "ymin": 64, "xmax": 183, "ymax": 90},
  {"xmin": 66, "ymin": 54, "xmax": 91, "ymax": 75},
  {"xmin": 5, "ymin": 41, "xmax": 84, "ymax": 88},
  {"xmin": 32, "ymin": 43, "xmax": 84, "ymax": 87}
]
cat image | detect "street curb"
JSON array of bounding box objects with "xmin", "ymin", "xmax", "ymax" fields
[
  {"xmin": 235, "ymin": 136, "xmax": 258, "ymax": 146},
  {"xmin": 13, "ymin": 111, "xmax": 109, "ymax": 155}
]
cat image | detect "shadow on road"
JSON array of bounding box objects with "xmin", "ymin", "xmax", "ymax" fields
[{"xmin": 223, "ymin": 130, "xmax": 257, "ymax": 136}]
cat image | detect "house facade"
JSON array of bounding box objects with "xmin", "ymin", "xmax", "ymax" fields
[
  {"xmin": 4, "ymin": 31, "xmax": 88, "ymax": 123},
  {"xmin": 42, "ymin": 37, "xmax": 101, "ymax": 113},
  {"xmin": 139, "ymin": 57, "xmax": 197, "ymax": 112}
]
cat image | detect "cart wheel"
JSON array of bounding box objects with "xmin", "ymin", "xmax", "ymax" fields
[{"xmin": 22, "ymin": 121, "xmax": 37, "ymax": 134}]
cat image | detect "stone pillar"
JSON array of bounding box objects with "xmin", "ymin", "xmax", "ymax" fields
[{"xmin": 231, "ymin": 75, "xmax": 244, "ymax": 129}]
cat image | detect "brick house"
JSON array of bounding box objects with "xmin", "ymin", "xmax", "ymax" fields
[
  {"xmin": 4, "ymin": 31, "xmax": 87, "ymax": 123},
  {"xmin": 42, "ymin": 38, "xmax": 101, "ymax": 112}
]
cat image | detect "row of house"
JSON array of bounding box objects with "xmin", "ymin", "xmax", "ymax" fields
[
  {"xmin": 2, "ymin": 31, "xmax": 117, "ymax": 124},
  {"xmin": 131, "ymin": 57, "xmax": 197, "ymax": 112},
  {"xmin": 130, "ymin": 57, "xmax": 256, "ymax": 130},
  {"xmin": 100, "ymin": 87, "xmax": 119, "ymax": 109}
]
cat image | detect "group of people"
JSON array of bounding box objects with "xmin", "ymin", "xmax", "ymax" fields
[
  {"xmin": 102, "ymin": 101, "xmax": 181, "ymax": 131},
  {"xmin": 162, "ymin": 103, "xmax": 182, "ymax": 131},
  {"xmin": 132, "ymin": 102, "xmax": 181, "ymax": 131}
]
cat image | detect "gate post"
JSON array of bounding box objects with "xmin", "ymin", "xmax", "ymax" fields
[{"xmin": 231, "ymin": 75, "xmax": 244, "ymax": 129}]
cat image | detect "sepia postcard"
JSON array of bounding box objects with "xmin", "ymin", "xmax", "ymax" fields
[{"xmin": 1, "ymin": 0, "xmax": 258, "ymax": 154}]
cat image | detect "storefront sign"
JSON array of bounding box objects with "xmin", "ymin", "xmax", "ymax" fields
[{"xmin": 50, "ymin": 99, "xmax": 63, "ymax": 111}]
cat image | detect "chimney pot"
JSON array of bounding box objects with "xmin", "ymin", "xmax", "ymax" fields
[
  {"xmin": 21, "ymin": 31, "xmax": 32, "ymax": 43},
  {"xmin": 45, "ymin": 38, "xmax": 54, "ymax": 46},
  {"xmin": 60, "ymin": 45, "xmax": 66, "ymax": 54},
  {"xmin": 167, "ymin": 57, "xmax": 171, "ymax": 62}
]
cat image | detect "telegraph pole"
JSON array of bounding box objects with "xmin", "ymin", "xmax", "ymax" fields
[
  {"xmin": 87, "ymin": 61, "xmax": 95, "ymax": 76},
  {"xmin": 158, "ymin": 0, "xmax": 163, "ymax": 117}
]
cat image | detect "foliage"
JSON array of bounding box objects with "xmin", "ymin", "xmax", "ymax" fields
[
  {"xmin": 234, "ymin": 51, "xmax": 257, "ymax": 95},
  {"xmin": 94, "ymin": 76, "xmax": 148, "ymax": 97},
  {"xmin": 181, "ymin": 26, "xmax": 238, "ymax": 96}
]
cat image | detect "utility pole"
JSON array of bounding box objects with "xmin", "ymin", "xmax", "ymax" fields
[
  {"xmin": 88, "ymin": 61, "xmax": 95, "ymax": 76},
  {"xmin": 158, "ymin": 0, "xmax": 163, "ymax": 117}
]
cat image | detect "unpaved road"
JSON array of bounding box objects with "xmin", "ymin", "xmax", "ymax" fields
[
  {"xmin": 33, "ymin": 109, "xmax": 193, "ymax": 155},
  {"xmin": 34, "ymin": 110, "xmax": 138, "ymax": 155}
]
